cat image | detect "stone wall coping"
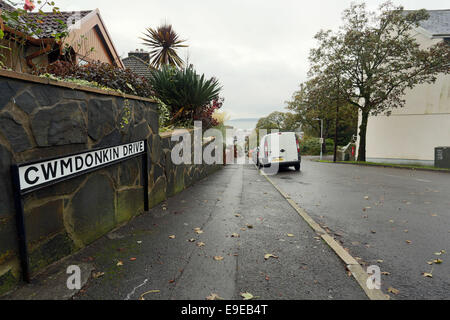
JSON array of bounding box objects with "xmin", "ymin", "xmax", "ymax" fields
[
  {"xmin": 160, "ymin": 128, "xmax": 194, "ymax": 139},
  {"xmin": 0, "ymin": 69, "xmax": 157, "ymax": 103},
  {"xmin": 160, "ymin": 128, "xmax": 216, "ymax": 146}
]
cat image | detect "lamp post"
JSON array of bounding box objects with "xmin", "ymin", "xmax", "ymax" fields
[{"xmin": 313, "ymin": 118, "xmax": 324, "ymax": 161}]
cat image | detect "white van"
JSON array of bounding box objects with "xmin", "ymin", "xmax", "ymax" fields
[{"xmin": 257, "ymin": 132, "xmax": 301, "ymax": 171}]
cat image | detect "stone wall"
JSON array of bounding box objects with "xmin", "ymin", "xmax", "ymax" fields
[{"xmin": 0, "ymin": 71, "xmax": 221, "ymax": 295}]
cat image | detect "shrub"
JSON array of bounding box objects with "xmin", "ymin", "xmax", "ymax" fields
[
  {"xmin": 300, "ymin": 137, "xmax": 334, "ymax": 156},
  {"xmin": 41, "ymin": 60, "xmax": 154, "ymax": 98},
  {"xmin": 194, "ymin": 98, "xmax": 224, "ymax": 129},
  {"xmin": 148, "ymin": 65, "xmax": 222, "ymax": 125}
]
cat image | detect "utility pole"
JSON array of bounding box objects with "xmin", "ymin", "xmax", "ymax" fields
[{"xmin": 334, "ymin": 78, "xmax": 340, "ymax": 163}]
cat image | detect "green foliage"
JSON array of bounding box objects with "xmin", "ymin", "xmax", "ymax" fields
[
  {"xmin": 1, "ymin": 0, "xmax": 67, "ymax": 39},
  {"xmin": 42, "ymin": 60, "xmax": 154, "ymax": 97},
  {"xmin": 256, "ymin": 112, "xmax": 301, "ymax": 132},
  {"xmin": 153, "ymin": 97, "xmax": 171, "ymax": 129},
  {"xmin": 0, "ymin": 1, "xmax": 68, "ymax": 69},
  {"xmin": 141, "ymin": 24, "xmax": 187, "ymax": 69},
  {"xmin": 286, "ymin": 77, "xmax": 358, "ymax": 146},
  {"xmin": 300, "ymin": 137, "xmax": 334, "ymax": 156},
  {"xmin": 308, "ymin": 1, "xmax": 450, "ymax": 161},
  {"xmin": 148, "ymin": 65, "xmax": 222, "ymax": 125}
]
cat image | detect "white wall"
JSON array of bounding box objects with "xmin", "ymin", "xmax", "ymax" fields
[{"xmin": 360, "ymin": 30, "xmax": 450, "ymax": 164}]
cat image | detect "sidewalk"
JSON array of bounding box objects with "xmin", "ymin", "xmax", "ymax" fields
[{"xmin": 4, "ymin": 164, "xmax": 367, "ymax": 300}]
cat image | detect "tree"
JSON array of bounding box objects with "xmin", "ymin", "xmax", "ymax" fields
[
  {"xmin": 286, "ymin": 78, "xmax": 358, "ymax": 150},
  {"xmin": 309, "ymin": 1, "xmax": 450, "ymax": 161},
  {"xmin": 256, "ymin": 111, "xmax": 301, "ymax": 132},
  {"xmin": 148, "ymin": 65, "xmax": 222, "ymax": 125},
  {"xmin": 141, "ymin": 24, "xmax": 187, "ymax": 69}
]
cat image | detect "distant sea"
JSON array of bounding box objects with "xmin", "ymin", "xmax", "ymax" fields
[{"xmin": 225, "ymin": 118, "xmax": 259, "ymax": 130}]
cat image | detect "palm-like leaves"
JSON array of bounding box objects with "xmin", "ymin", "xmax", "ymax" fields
[
  {"xmin": 141, "ymin": 24, "xmax": 187, "ymax": 69},
  {"xmin": 149, "ymin": 66, "xmax": 222, "ymax": 119}
]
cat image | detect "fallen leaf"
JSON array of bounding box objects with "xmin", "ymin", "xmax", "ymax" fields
[
  {"xmin": 130, "ymin": 258, "xmax": 137, "ymax": 261},
  {"xmin": 388, "ymin": 287, "xmax": 400, "ymax": 295},
  {"xmin": 247, "ymin": 225, "xmax": 254, "ymax": 229},
  {"xmin": 264, "ymin": 254, "xmax": 279, "ymax": 260},
  {"xmin": 214, "ymin": 256, "xmax": 224, "ymax": 261},
  {"xmin": 194, "ymin": 228, "xmax": 204, "ymax": 235},
  {"xmin": 117, "ymin": 261, "xmax": 123, "ymax": 267},
  {"xmin": 169, "ymin": 235, "xmax": 176, "ymax": 239},
  {"xmin": 231, "ymin": 233, "xmax": 240, "ymax": 238},
  {"xmin": 371, "ymin": 230, "xmax": 377, "ymax": 234},
  {"xmin": 287, "ymin": 234, "xmax": 295, "ymax": 237},
  {"xmin": 364, "ymin": 196, "xmax": 369, "ymax": 200},
  {"xmin": 404, "ymin": 230, "xmax": 409, "ymax": 233},
  {"xmin": 433, "ymin": 259, "xmax": 443, "ymax": 264},
  {"xmin": 169, "ymin": 280, "xmax": 175, "ymax": 284},
  {"xmin": 377, "ymin": 260, "xmax": 384, "ymax": 263},
  {"xmin": 92, "ymin": 272, "xmax": 105, "ymax": 279},
  {"xmin": 197, "ymin": 242, "xmax": 206, "ymax": 247},
  {"xmin": 406, "ymin": 240, "xmax": 412, "ymax": 244},
  {"xmin": 188, "ymin": 239, "xmax": 196, "ymax": 243},
  {"xmin": 137, "ymin": 241, "xmax": 143, "ymax": 244},
  {"xmin": 265, "ymin": 275, "xmax": 270, "ymax": 281},
  {"xmin": 422, "ymin": 272, "xmax": 433, "ymax": 278},
  {"xmin": 235, "ymin": 214, "xmax": 241, "ymax": 218},
  {"xmin": 427, "ymin": 261, "xmax": 434, "ymax": 265},
  {"xmin": 241, "ymin": 292, "xmax": 256, "ymax": 300},
  {"xmin": 206, "ymin": 293, "xmax": 224, "ymax": 301},
  {"xmin": 382, "ymin": 272, "xmax": 391, "ymax": 276},
  {"xmin": 241, "ymin": 228, "xmax": 247, "ymax": 232}
]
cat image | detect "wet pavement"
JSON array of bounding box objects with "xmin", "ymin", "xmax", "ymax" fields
[
  {"xmin": 66, "ymin": 164, "xmax": 367, "ymax": 300},
  {"xmin": 269, "ymin": 158, "xmax": 450, "ymax": 300}
]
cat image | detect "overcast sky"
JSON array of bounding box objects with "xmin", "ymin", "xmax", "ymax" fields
[{"xmin": 55, "ymin": 0, "xmax": 448, "ymax": 120}]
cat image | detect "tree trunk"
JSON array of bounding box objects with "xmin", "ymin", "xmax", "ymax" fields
[{"xmin": 357, "ymin": 110, "xmax": 369, "ymax": 162}]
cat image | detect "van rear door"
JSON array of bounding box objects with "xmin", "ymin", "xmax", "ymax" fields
[{"xmin": 279, "ymin": 133, "xmax": 299, "ymax": 163}]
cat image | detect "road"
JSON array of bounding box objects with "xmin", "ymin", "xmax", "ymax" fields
[
  {"xmin": 63, "ymin": 164, "xmax": 366, "ymax": 300},
  {"xmin": 269, "ymin": 158, "xmax": 450, "ymax": 300}
]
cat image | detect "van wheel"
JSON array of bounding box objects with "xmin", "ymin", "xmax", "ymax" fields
[{"xmin": 294, "ymin": 164, "xmax": 301, "ymax": 171}]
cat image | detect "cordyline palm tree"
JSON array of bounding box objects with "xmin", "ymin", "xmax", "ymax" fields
[
  {"xmin": 148, "ymin": 65, "xmax": 222, "ymax": 123},
  {"xmin": 141, "ymin": 24, "xmax": 187, "ymax": 69}
]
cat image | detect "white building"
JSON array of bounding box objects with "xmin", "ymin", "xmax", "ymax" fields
[{"xmin": 360, "ymin": 10, "xmax": 450, "ymax": 166}]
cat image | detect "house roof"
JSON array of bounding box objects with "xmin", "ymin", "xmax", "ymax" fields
[
  {"xmin": 0, "ymin": 1, "xmax": 92, "ymax": 38},
  {"xmin": 0, "ymin": 0, "xmax": 14, "ymax": 12},
  {"xmin": 405, "ymin": 9, "xmax": 450, "ymax": 37},
  {"xmin": 27, "ymin": 10, "xmax": 93, "ymax": 38},
  {"xmin": 123, "ymin": 55, "xmax": 154, "ymax": 79}
]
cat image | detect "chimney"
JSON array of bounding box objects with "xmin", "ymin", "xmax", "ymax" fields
[{"xmin": 129, "ymin": 50, "xmax": 150, "ymax": 64}]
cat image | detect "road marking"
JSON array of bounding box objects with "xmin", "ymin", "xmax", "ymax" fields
[{"xmin": 259, "ymin": 169, "xmax": 389, "ymax": 301}]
